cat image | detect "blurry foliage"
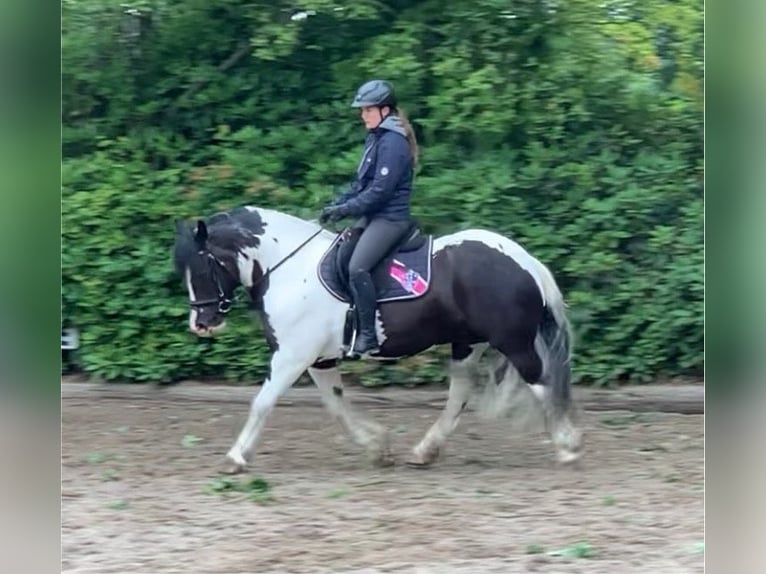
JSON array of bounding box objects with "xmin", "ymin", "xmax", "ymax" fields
[{"xmin": 62, "ymin": 0, "xmax": 703, "ymax": 385}]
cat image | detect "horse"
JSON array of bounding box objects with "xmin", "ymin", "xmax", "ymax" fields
[{"xmin": 173, "ymin": 205, "xmax": 583, "ymax": 473}]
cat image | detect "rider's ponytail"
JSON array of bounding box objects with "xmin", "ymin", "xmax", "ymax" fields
[{"xmin": 396, "ymin": 108, "xmax": 419, "ymax": 167}]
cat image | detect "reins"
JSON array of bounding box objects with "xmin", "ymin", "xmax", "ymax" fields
[{"xmin": 251, "ymin": 226, "xmax": 326, "ymax": 289}]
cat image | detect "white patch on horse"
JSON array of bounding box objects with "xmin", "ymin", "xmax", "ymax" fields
[
  {"xmin": 185, "ymin": 268, "xmax": 198, "ymax": 332},
  {"xmin": 433, "ymin": 229, "xmax": 547, "ymax": 306},
  {"xmin": 235, "ymin": 248, "xmax": 256, "ymax": 287},
  {"xmin": 375, "ymin": 310, "xmax": 387, "ymax": 347},
  {"xmin": 529, "ymin": 383, "xmax": 547, "ymax": 402}
]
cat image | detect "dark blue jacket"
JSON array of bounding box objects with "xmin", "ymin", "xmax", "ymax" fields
[{"xmin": 333, "ymin": 115, "xmax": 413, "ymax": 222}]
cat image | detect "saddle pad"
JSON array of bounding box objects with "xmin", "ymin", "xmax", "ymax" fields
[{"xmin": 318, "ymin": 235, "xmax": 433, "ymax": 304}]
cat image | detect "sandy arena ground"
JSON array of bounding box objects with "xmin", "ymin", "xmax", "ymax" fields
[{"xmin": 62, "ymin": 389, "xmax": 704, "ymax": 573}]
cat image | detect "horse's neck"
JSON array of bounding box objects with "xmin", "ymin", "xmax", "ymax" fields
[{"xmin": 236, "ymin": 209, "xmax": 333, "ymax": 287}]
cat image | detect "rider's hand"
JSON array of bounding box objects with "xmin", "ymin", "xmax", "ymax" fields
[{"xmin": 319, "ymin": 205, "xmax": 345, "ymax": 224}]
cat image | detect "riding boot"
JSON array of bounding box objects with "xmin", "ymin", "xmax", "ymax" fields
[{"xmin": 349, "ymin": 270, "xmax": 380, "ymax": 355}]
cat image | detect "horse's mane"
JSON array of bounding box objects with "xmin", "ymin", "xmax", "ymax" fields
[{"xmin": 173, "ymin": 206, "xmax": 264, "ymax": 274}]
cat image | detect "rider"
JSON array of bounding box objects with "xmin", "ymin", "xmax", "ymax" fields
[{"xmin": 320, "ymin": 80, "xmax": 418, "ymax": 355}]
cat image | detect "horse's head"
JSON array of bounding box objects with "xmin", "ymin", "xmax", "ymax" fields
[{"xmin": 173, "ymin": 219, "xmax": 241, "ymax": 337}]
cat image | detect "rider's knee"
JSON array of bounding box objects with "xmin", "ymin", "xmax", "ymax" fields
[{"xmin": 349, "ymin": 266, "xmax": 368, "ymax": 279}]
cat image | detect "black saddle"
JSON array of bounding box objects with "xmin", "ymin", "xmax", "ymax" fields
[{"xmin": 317, "ymin": 221, "xmax": 433, "ymax": 304}]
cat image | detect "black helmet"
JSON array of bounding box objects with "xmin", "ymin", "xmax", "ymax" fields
[{"xmin": 351, "ymin": 80, "xmax": 397, "ymax": 108}]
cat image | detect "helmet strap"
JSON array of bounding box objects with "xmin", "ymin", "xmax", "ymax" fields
[{"xmin": 380, "ymin": 105, "xmax": 395, "ymax": 121}]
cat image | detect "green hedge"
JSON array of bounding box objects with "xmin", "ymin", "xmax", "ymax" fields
[{"xmin": 62, "ymin": 0, "xmax": 703, "ymax": 385}]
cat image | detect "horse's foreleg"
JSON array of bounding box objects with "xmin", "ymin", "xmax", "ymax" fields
[
  {"xmin": 308, "ymin": 363, "xmax": 393, "ymax": 466},
  {"xmin": 408, "ymin": 343, "xmax": 487, "ymax": 466},
  {"xmin": 225, "ymin": 351, "xmax": 309, "ymax": 473}
]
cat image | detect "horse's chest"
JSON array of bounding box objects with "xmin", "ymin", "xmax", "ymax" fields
[{"xmin": 261, "ymin": 280, "xmax": 335, "ymax": 338}]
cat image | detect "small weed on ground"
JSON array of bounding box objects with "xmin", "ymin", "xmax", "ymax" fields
[
  {"xmin": 100, "ymin": 469, "xmax": 120, "ymax": 482},
  {"xmin": 598, "ymin": 414, "xmax": 651, "ymax": 428},
  {"xmin": 181, "ymin": 434, "xmax": 204, "ymax": 448},
  {"xmin": 109, "ymin": 500, "xmax": 129, "ymax": 511},
  {"xmin": 548, "ymin": 542, "xmax": 596, "ymax": 559},
  {"xmin": 84, "ymin": 452, "xmax": 114, "ymax": 464},
  {"xmin": 325, "ymin": 488, "xmax": 348, "ymax": 499},
  {"xmin": 205, "ymin": 476, "xmax": 274, "ymax": 504}
]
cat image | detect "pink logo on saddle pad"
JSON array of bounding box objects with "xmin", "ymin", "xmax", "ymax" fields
[{"xmin": 388, "ymin": 259, "xmax": 428, "ymax": 296}]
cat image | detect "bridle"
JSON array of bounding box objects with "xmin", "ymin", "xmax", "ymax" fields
[
  {"xmin": 188, "ymin": 226, "xmax": 327, "ymax": 315},
  {"xmin": 189, "ymin": 251, "xmax": 236, "ymax": 314}
]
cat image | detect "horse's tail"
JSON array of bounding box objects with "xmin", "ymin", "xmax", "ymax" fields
[{"xmin": 534, "ymin": 260, "xmax": 573, "ymax": 415}]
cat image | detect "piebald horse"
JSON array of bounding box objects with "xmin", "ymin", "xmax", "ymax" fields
[{"xmin": 173, "ymin": 206, "xmax": 582, "ymax": 472}]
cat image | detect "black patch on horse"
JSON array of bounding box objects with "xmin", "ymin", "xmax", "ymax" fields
[
  {"xmin": 229, "ymin": 206, "xmax": 267, "ymax": 239},
  {"xmin": 311, "ymin": 358, "xmax": 338, "ymax": 370},
  {"xmin": 253, "ymin": 308, "xmax": 279, "ymax": 353},
  {"xmin": 318, "ymin": 225, "xmax": 433, "ymax": 303},
  {"xmin": 249, "ymin": 272, "xmax": 279, "ymax": 354}
]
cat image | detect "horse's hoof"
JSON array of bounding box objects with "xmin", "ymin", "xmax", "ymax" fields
[
  {"xmin": 221, "ymin": 451, "xmax": 248, "ymax": 475},
  {"xmin": 220, "ymin": 461, "xmax": 247, "ymax": 475},
  {"xmin": 405, "ymin": 457, "xmax": 433, "ymax": 468},
  {"xmin": 373, "ymin": 452, "xmax": 396, "ymax": 467},
  {"xmin": 369, "ymin": 445, "xmax": 396, "ymax": 467},
  {"xmin": 556, "ymin": 448, "xmax": 583, "ymax": 466},
  {"xmin": 406, "ymin": 447, "xmax": 439, "ymax": 468}
]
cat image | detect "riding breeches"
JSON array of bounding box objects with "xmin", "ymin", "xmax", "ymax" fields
[{"xmin": 348, "ymin": 218, "xmax": 412, "ymax": 277}]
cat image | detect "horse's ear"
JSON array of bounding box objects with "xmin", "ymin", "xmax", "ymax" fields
[{"xmin": 194, "ymin": 220, "xmax": 208, "ymax": 248}]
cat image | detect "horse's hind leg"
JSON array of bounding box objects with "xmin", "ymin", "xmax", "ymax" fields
[
  {"xmin": 308, "ymin": 362, "xmax": 393, "ymax": 466},
  {"xmin": 497, "ymin": 335, "xmax": 582, "ymax": 464},
  {"xmin": 407, "ymin": 343, "xmax": 488, "ymax": 467}
]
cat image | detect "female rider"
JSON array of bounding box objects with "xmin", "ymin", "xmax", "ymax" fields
[{"xmin": 320, "ymin": 80, "xmax": 419, "ymax": 355}]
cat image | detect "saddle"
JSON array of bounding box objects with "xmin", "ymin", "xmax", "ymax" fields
[{"xmin": 317, "ymin": 220, "xmax": 433, "ymax": 304}]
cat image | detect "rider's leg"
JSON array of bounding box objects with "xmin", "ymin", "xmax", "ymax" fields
[{"xmin": 347, "ymin": 217, "xmax": 411, "ymax": 354}]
